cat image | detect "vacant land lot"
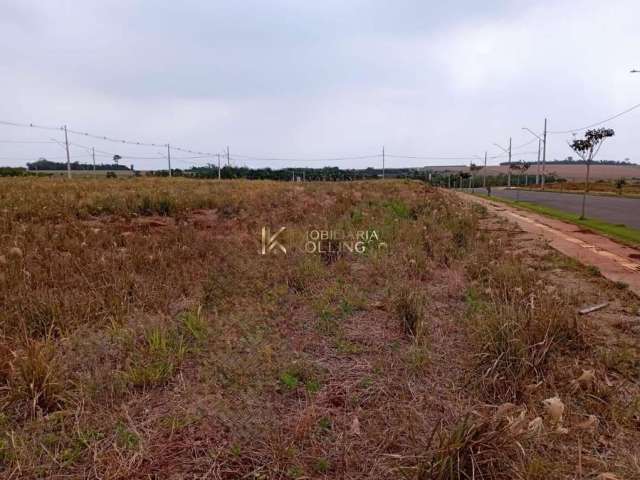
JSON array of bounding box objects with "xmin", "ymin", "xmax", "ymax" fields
[{"xmin": 0, "ymin": 178, "xmax": 639, "ymax": 479}]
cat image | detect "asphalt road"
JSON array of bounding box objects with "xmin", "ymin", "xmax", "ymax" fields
[{"xmin": 469, "ymin": 188, "xmax": 640, "ymax": 230}]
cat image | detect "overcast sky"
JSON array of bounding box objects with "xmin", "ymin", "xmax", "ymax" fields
[{"xmin": 1, "ymin": 0, "xmax": 639, "ymax": 170}]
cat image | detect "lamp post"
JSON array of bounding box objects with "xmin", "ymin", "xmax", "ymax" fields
[
  {"xmin": 522, "ymin": 120, "xmax": 547, "ymax": 189},
  {"xmin": 522, "ymin": 126, "xmax": 545, "ymax": 188},
  {"xmin": 493, "ymin": 139, "xmax": 511, "ymax": 188}
]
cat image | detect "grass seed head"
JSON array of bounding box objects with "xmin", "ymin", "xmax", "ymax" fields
[{"xmin": 543, "ymin": 396, "xmax": 565, "ymax": 425}]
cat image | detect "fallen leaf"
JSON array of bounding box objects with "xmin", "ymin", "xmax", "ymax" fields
[{"xmin": 543, "ymin": 396, "xmax": 565, "ymax": 424}]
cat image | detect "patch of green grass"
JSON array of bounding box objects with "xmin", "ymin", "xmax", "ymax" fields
[
  {"xmin": 115, "ymin": 423, "xmax": 140, "ymax": 450},
  {"xmin": 179, "ymin": 308, "xmax": 208, "ymax": 342},
  {"xmin": 304, "ymin": 378, "xmax": 322, "ymax": 393},
  {"xmin": 586, "ymin": 265, "xmax": 601, "ymax": 277},
  {"xmin": 385, "ymin": 199, "xmax": 412, "ymax": 219},
  {"xmin": 334, "ymin": 337, "xmax": 363, "ymax": 355},
  {"xmin": 287, "ymin": 465, "xmax": 305, "ymax": 479},
  {"xmin": 317, "ymin": 416, "xmax": 332, "ymax": 433},
  {"xmin": 313, "ymin": 457, "xmax": 331, "ymax": 473},
  {"xmin": 478, "ymin": 194, "xmax": 640, "ymax": 246},
  {"xmin": 122, "ymin": 313, "xmax": 208, "ymax": 389},
  {"xmin": 278, "ymin": 361, "xmax": 323, "ymax": 393},
  {"xmin": 279, "ymin": 372, "xmax": 299, "ymax": 390}
]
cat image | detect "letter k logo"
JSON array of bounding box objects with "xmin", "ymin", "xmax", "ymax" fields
[{"xmin": 261, "ymin": 226, "xmax": 287, "ymax": 255}]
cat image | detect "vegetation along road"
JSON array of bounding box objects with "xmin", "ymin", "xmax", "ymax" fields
[{"xmin": 479, "ymin": 188, "xmax": 640, "ymax": 230}]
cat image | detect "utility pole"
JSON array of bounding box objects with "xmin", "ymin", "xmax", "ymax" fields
[
  {"xmin": 507, "ymin": 137, "xmax": 512, "ymax": 188},
  {"xmin": 382, "ymin": 145, "xmax": 385, "ymax": 179},
  {"xmin": 226, "ymin": 146, "xmax": 230, "ymax": 167},
  {"xmin": 483, "ymin": 151, "xmax": 487, "ymax": 188},
  {"xmin": 167, "ymin": 144, "xmax": 172, "ymax": 177},
  {"xmin": 217, "ymin": 153, "xmax": 221, "ymax": 180},
  {"xmin": 536, "ymin": 139, "xmax": 541, "ymax": 185},
  {"xmin": 64, "ymin": 125, "xmax": 71, "ymax": 179},
  {"xmin": 92, "ymin": 147, "xmax": 96, "ymax": 172},
  {"xmin": 541, "ymin": 118, "xmax": 547, "ymax": 190}
]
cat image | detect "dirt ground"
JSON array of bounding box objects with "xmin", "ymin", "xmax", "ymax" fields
[{"xmin": 461, "ymin": 192, "xmax": 640, "ymax": 295}]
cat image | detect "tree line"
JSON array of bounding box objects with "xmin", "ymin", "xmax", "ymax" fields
[{"xmin": 26, "ymin": 159, "xmax": 130, "ymax": 171}]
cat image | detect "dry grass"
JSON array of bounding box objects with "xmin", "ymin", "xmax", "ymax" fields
[
  {"xmin": 465, "ymin": 258, "xmax": 582, "ymax": 401},
  {"xmin": 0, "ymin": 177, "xmax": 638, "ymax": 478},
  {"xmin": 421, "ymin": 410, "xmax": 529, "ymax": 480}
]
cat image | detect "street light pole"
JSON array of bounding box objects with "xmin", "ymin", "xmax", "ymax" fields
[
  {"xmin": 492, "ymin": 140, "xmax": 512, "ymax": 188},
  {"xmin": 522, "ymin": 125, "xmax": 548, "ymax": 189},
  {"xmin": 483, "ymin": 151, "xmax": 487, "ymax": 189},
  {"xmin": 508, "ymin": 137, "xmax": 512, "ymax": 188},
  {"xmin": 541, "ymin": 118, "xmax": 547, "ymax": 190},
  {"xmin": 536, "ymin": 139, "xmax": 541, "ymax": 186}
]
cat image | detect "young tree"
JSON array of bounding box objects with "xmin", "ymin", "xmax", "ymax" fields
[
  {"xmin": 509, "ymin": 162, "xmax": 521, "ymax": 185},
  {"xmin": 570, "ymin": 128, "xmax": 615, "ymax": 219},
  {"xmin": 521, "ymin": 162, "xmax": 531, "ymax": 186},
  {"xmin": 459, "ymin": 171, "xmax": 471, "ymax": 189},
  {"xmin": 469, "ymin": 163, "xmax": 482, "ymax": 189}
]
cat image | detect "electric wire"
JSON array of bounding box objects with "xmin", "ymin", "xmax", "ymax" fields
[
  {"xmin": 2, "ymin": 102, "xmax": 639, "ymax": 168},
  {"xmin": 547, "ymin": 102, "xmax": 640, "ymax": 134}
]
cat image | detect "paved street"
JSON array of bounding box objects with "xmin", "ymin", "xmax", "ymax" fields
[{"xmin": 469, "ymin": 188, "xmax": 640, "ymax": 230}]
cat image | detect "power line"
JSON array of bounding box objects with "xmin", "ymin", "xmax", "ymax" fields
[
  {"xmin": 0, "ymin": 120, "xmax": 61, "ymax": 131},
  {"xmin": 0, "ymin": 155, "xmax": 71, "ymax": 160},
  {"xmin": 387, "ymin": 154, "xmax": 477, "ymax": 161},
  {"xmin": 67, "ymin": 141, "xmax": 166, "ymax": 160},
  {"xmin": 229, "ymin": 153, "xmax": 382, "ymax": 162},
  {"xmin": 547, "ymin": 102, "xmax": 640, "ymax": 134},
  {"xmin": 511, "ymin": 137, "xmax": 538, "ymax": 150},
  {"xmin": 0, "ymin": 140, "xmax": 57, "ymax": 144},
  {"xmin": 2, "ymin": 105, "xmax": 637, "ymax": 170},
  {"xmin": 65, "ymin": 127, "xmax": 163, "ymax": 147}
]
